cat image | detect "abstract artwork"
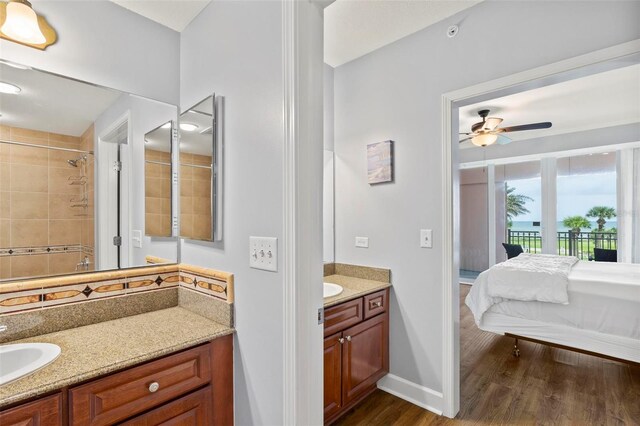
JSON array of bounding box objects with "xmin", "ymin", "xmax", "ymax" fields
[{"xmin": 367, "ymin": 140, "xmax": 394, "ymax": 184}]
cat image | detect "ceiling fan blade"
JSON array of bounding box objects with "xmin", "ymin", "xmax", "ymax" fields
[
  {"xmin": 483, "ymin": 117, "xmax": 503, "ymax": 131},
  {"xmin": 459, "ymin": 136, "xmax": 473, "ymax": 143},
  {"xmin": 496, "ymin": 134, "xmax": 512, "ymax": 145},
  {"xmin": 498, "ymin": 122, "xmax": 552, "ymax": 133}
]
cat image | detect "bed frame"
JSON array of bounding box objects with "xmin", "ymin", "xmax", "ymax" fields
[{"xmin": 506, "ymin": 333, "xmax": 640, "ymax": 367}]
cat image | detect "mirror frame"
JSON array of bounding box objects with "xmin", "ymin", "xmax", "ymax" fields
[{"xmin": 179, "ymin": 94, "xmax": 223, "ymax": 242}]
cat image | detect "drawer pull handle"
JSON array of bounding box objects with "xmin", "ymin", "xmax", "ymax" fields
[
  {"xmin": 346, "ymin": 335, "xmax": 352, "ymax": 342},
  {"xmin": 338, "ymin": 337, "xmax": 345, "ymax": 344},
  {"xmin": 371, "ymin": 301, "xmax": 382, "ymax": 308},
  {"xmin": 148, "ymin": 382, "xmax": 160, "ymax": 393}
]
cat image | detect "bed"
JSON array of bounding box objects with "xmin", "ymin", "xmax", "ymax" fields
[{"xmin": 465, "ymin": 256, "xmax": 640, "ymax": 364}]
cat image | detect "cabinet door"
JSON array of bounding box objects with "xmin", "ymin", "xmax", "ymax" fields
[
  {"xmin": 120, "ymin": 387, "xmax": 212, "ymax": 426},
  {"xmin": 324, "ymin": 333, "xmax": 343, "ymax": 418},
  {"xmin": 342, "ymin": 313, "xmax": 389, "ymax": 405},
  {"xmin": 0, "ymin": 394, "xmax": 62, "ymax": 426}
]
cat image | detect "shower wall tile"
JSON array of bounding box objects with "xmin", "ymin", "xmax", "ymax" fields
[
  {"xmin": 0, "ymin": 124, "xmax": 94, "ymax": 280},
  {"xmin": 11, "ymin": 219, "xmax": 48, "ymax": 247},
  {"xmin": 11, "ymin": 192, "xmax": 48, "ymax": 220},
  {"xmin": 49, "ymin": 220, "xmax": 82, "ymax": 245}
]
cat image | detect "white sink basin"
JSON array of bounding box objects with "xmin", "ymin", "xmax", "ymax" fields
[
  {"xmin": 0, "ymin": 343, "xmax": 61, "ymax": 386},
  {"xmin": 323, "ymin": 283, "xmax": 343, "ymax": 298}
]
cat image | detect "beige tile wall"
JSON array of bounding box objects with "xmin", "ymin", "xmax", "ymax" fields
[
  {"xmin": 0, "ymin": 125, "xmax": 95, "ymax": 280},
  {"xmin": 145, "ymin": 149, "xmax": 172, "ymax": 236},
  {"xmin": 180, "ymin": 153, "xmax": 212, "ymax": 240}
]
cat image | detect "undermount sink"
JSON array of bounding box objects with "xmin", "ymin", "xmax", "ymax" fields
[
  {"xmin": 323, "ymin": 282, "xmax": 343, "ymax": 298},
  {"xmin": 0, "ymin": 343, "xmax": 61, "ymax": 386}
]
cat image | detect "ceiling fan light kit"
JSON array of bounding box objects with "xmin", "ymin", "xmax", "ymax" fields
[{"xmin": 461, "ymin": 109, "xmax": 552, "ymax": 148}]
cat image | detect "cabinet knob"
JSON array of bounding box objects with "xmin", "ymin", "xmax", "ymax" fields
[
  {"xmin": 148, "ymin": 382, "xmax": 160, "ymax": 393},
  {"xmin": 346, "ymin": 335, "xmax": 352, "ymax": 342},
  {"xmin": 371, "ymin": 301, "xmax": 382, "ymax": 308},
  {"xmin": 338, "ymin": 338, "xmax": 344, "ymax": 344}
]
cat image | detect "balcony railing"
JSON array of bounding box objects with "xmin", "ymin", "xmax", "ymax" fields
[{"xmin": 507, "ymin": 229, "xmax": 617, "ymax": 260}]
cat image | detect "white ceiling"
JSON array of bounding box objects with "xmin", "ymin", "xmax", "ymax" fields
[
  {"xmin": 459, "ymin": 63, "xmax": 640, "ymax": 149},
  {"xmin": 110, "ymin": 0, "xmax": 210, "ymax": 32},
  {"xmin": 0, "ymin": 64, "xmax": 121, "ymax": 137},
  {"xmin": 324, "ymin": 0, "xmax": 481, "ymax": 67}
]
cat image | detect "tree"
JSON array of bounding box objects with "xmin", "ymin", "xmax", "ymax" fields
[
  {"xmin": 562, "ymin": 215, "xmax": 591, "ymax": 233},
  {"xmin": 586, "ymin": 206, "xmax": 616, "ymax": 231},
  {"xmin": 506, "ymin": 185, "xmax": 533, "ymax": 228}
]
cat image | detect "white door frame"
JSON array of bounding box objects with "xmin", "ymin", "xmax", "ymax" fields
[
  {"xmin": 96, "ymin": 110, "xmax": 132, "ymax": 270},
  {"xmin": 282, "ymin": 0, "xmax": 325, "ymax": 424},
  {"xmin": 440, "ymin": 39, "xmax": 640, "ymax": 418}
]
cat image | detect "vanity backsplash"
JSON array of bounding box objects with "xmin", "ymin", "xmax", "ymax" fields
[{"xmin": 0, "ymin": 262, "xmax": 234, "ymax": 343}]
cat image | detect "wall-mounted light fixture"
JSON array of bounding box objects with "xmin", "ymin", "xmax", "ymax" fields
[{"xmin": 0, "ymin": 0, "xmax": 57, "ymax": 50}]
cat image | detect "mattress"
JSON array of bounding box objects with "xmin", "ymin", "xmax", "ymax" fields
[{"xmin": 467, "ymin": 260, "xmax": 640, "ymax": 361}]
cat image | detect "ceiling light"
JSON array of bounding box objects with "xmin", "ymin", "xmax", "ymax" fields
[
  {"xmin": 0, "ymin": 0, "xmax": 57, "ymax": 49},
  {"xmin": 180, "ymin": 123, "xmax": 198, "ymax": 132},
  {"xmin": 471, "ymin": 133, "xmax": 498, "ymax": 147},
  {"xmin": 161, "ymin": 122, "xmax": 171, "ymax": 129},
  {"xmin": 0, "ymin": 81, "xmax": 21, "ymax": 94}
]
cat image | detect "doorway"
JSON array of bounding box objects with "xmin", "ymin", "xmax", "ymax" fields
[{"xmin": 441, "ymin": 41, "xmax": 640, "ymax": 417}]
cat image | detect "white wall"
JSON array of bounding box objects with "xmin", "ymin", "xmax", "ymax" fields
[
  {"xmin": 95, "ymin": 95, "xmax": 178, "ymax": 267},
  {"xmin": 324, "ymin": 64, "xmax": 335, "ymax": 151},
  {"xmin": 0, "ymin": 1, "xmax": 179, "ymax": 105},
  {"xmin": 333, "ymin": 0, "xmax": 640, "ymax": 397},
  {"xmin": 179, "ymin": 2, "xmax": 287, "ymax": 424}
]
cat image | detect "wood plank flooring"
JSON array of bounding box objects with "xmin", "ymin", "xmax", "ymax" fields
[{"xmin": 336, "ymin": 284, "xmax": 640, "ymax": 425}]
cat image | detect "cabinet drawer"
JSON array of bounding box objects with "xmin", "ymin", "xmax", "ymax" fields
[
  {"xmin": 69, "ymin": 345, "xmax": 211, "ymax": 426},
  {"xmin": 324, "ymin": 298, "xmax": 363, "ymax": 337},
  {"xmin": 0, "ymin": 394, "xmax": 62, "ymax": 426},
  {"xmin": 120, "ymin": 386, "xmax": 212, "ymax": 425},
  {"xmin": 363, "ymin": 289, "xmax": 388, "ymax": 319}
]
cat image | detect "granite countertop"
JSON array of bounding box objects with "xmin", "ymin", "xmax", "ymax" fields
[
  {"xmin": 0, "ymin": 307, "xmax": 234, "ymax": 408},
  {"xmin": 323, "ymin": 274, "xmax": 391, "ymax": 308}
]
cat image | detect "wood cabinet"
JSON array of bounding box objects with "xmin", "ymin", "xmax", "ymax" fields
[
  {"xmin": 0, "ymin": 334, "xmax": 233, "ymax": 426},
  {"xmin": 324, "ymin": 289, "xmax": 389, "ymax": 425},
  {"xmin": 0, "ymin": 393, "xmax": 62, "ymax": 426}
]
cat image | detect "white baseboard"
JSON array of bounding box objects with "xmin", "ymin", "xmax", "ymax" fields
[{"xmin": 377, "ymin": 373, "xmax": 444, "ymax": 416}]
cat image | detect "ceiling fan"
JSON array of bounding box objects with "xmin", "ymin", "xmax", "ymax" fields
[{"xmin": 460, "ymin": 109, "xmax": 552, "ymax": 147}]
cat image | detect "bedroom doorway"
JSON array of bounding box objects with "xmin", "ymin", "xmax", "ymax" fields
[{"xmin": 441, "ymin": 41, "xmax": 640, "ymax": 418}]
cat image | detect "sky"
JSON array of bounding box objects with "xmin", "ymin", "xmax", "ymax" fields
[{"xmin": 509, "ymin": 171, "xmax": 617, "ymax": 222}]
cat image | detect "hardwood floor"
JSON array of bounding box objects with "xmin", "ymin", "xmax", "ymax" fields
[{"xmin": 335, "ymin": 284, "xmax": 640, "ymax": 425}]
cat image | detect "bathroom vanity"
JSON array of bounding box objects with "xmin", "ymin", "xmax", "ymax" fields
[
  {"xmin": 0, "ymin": 336, "xmax": 232, "ymax": 425},
  {"xmin": 322, "ymin": 264, "xmax": 391, "ymax": 425},
  {"xmin": 0, "ymin": 263, "xmax": 235, "ymax": 426}
]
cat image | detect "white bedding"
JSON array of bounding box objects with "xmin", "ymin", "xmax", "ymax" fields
[
  {"xmin": 466, "ymin": 261, "xmax": 640, "ymax": 344},
  {"xmin": 487, "ymin": 253, "xmax": 578, "ymax": 304}
]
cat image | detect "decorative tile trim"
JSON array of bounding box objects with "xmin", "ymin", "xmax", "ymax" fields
[
  {"xmin": 0, "ymin": 263, "xmax": 234, "ymax": 315},
  {"xmin": 0, "ymin": 244, "xmax": 84, "ymax": 257}
]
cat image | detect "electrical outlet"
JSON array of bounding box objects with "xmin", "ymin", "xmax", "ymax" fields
[
  {"xmin": 355, "ymin": 236, "xmax": 369, "ymax": 248},
  {"xmin": 132, "ymin": 230, "xmax": 142, "ymax": 248},
  {"xmin": 249, "ymin": 236, "xmax": 278, "ymax": 271},
  {"xmin": 420, "ymin": 229, "xmax": 432, "ymax": 248}
]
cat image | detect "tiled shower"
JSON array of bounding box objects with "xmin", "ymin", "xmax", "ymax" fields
[{"xmin": 0, "ymin": 125, "xmax": 95, "ymax": 280}]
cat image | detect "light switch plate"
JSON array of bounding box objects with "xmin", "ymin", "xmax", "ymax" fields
[
  {"xmin": 250, "ymin": 236, "xmax": 278, "ymax": 271},
  {"xmin": 132, "ymin": 230, "xmax": 142, "ymax": 248},
  {"xmin": 355, "ymin": 236, "xmax": 369, "ymax": 248},
  {"xmin": 420, "ymin": 229, "xmax": 432, "ymax": 248}
]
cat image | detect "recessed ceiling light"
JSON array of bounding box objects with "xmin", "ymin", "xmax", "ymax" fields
[
  {"xmin": 180, "ymin": 123, "xmax": 198, "ymax": 132},
  {"xmin": 602, "ymin": 152, "xmax": 609, "ymax": 155},
  {"xmin": 0, "ymin": 81, "xmax": 21, "ymax": 94},
  {"xmin": 0, "ymin": 59, "xmax": 30, "ymax": 70},
  {"xmin": 161, "ymin": 122, "xmax": 171, "ymax": 129}
]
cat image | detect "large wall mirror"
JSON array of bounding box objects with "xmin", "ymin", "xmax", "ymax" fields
[
  {"xmin": 0, "ymin": 60, "xmax": 179, "ymax": 282},
  {"xmin": 179, "ymin": 95, "xmax": 222, "ymax": 242},
  {"xmin": 145, "ymin": 122, "xmax": 175, "ymax": 238}
]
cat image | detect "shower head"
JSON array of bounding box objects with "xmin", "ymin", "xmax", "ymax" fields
[{"xmin": 67, "ymin": 159, "xmax": 78, "ymax": 167}]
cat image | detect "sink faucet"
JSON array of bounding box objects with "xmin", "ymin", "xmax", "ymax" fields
[{"xmin": 76, "ymin": 256, "xmax": 91, "ymax": 271}]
